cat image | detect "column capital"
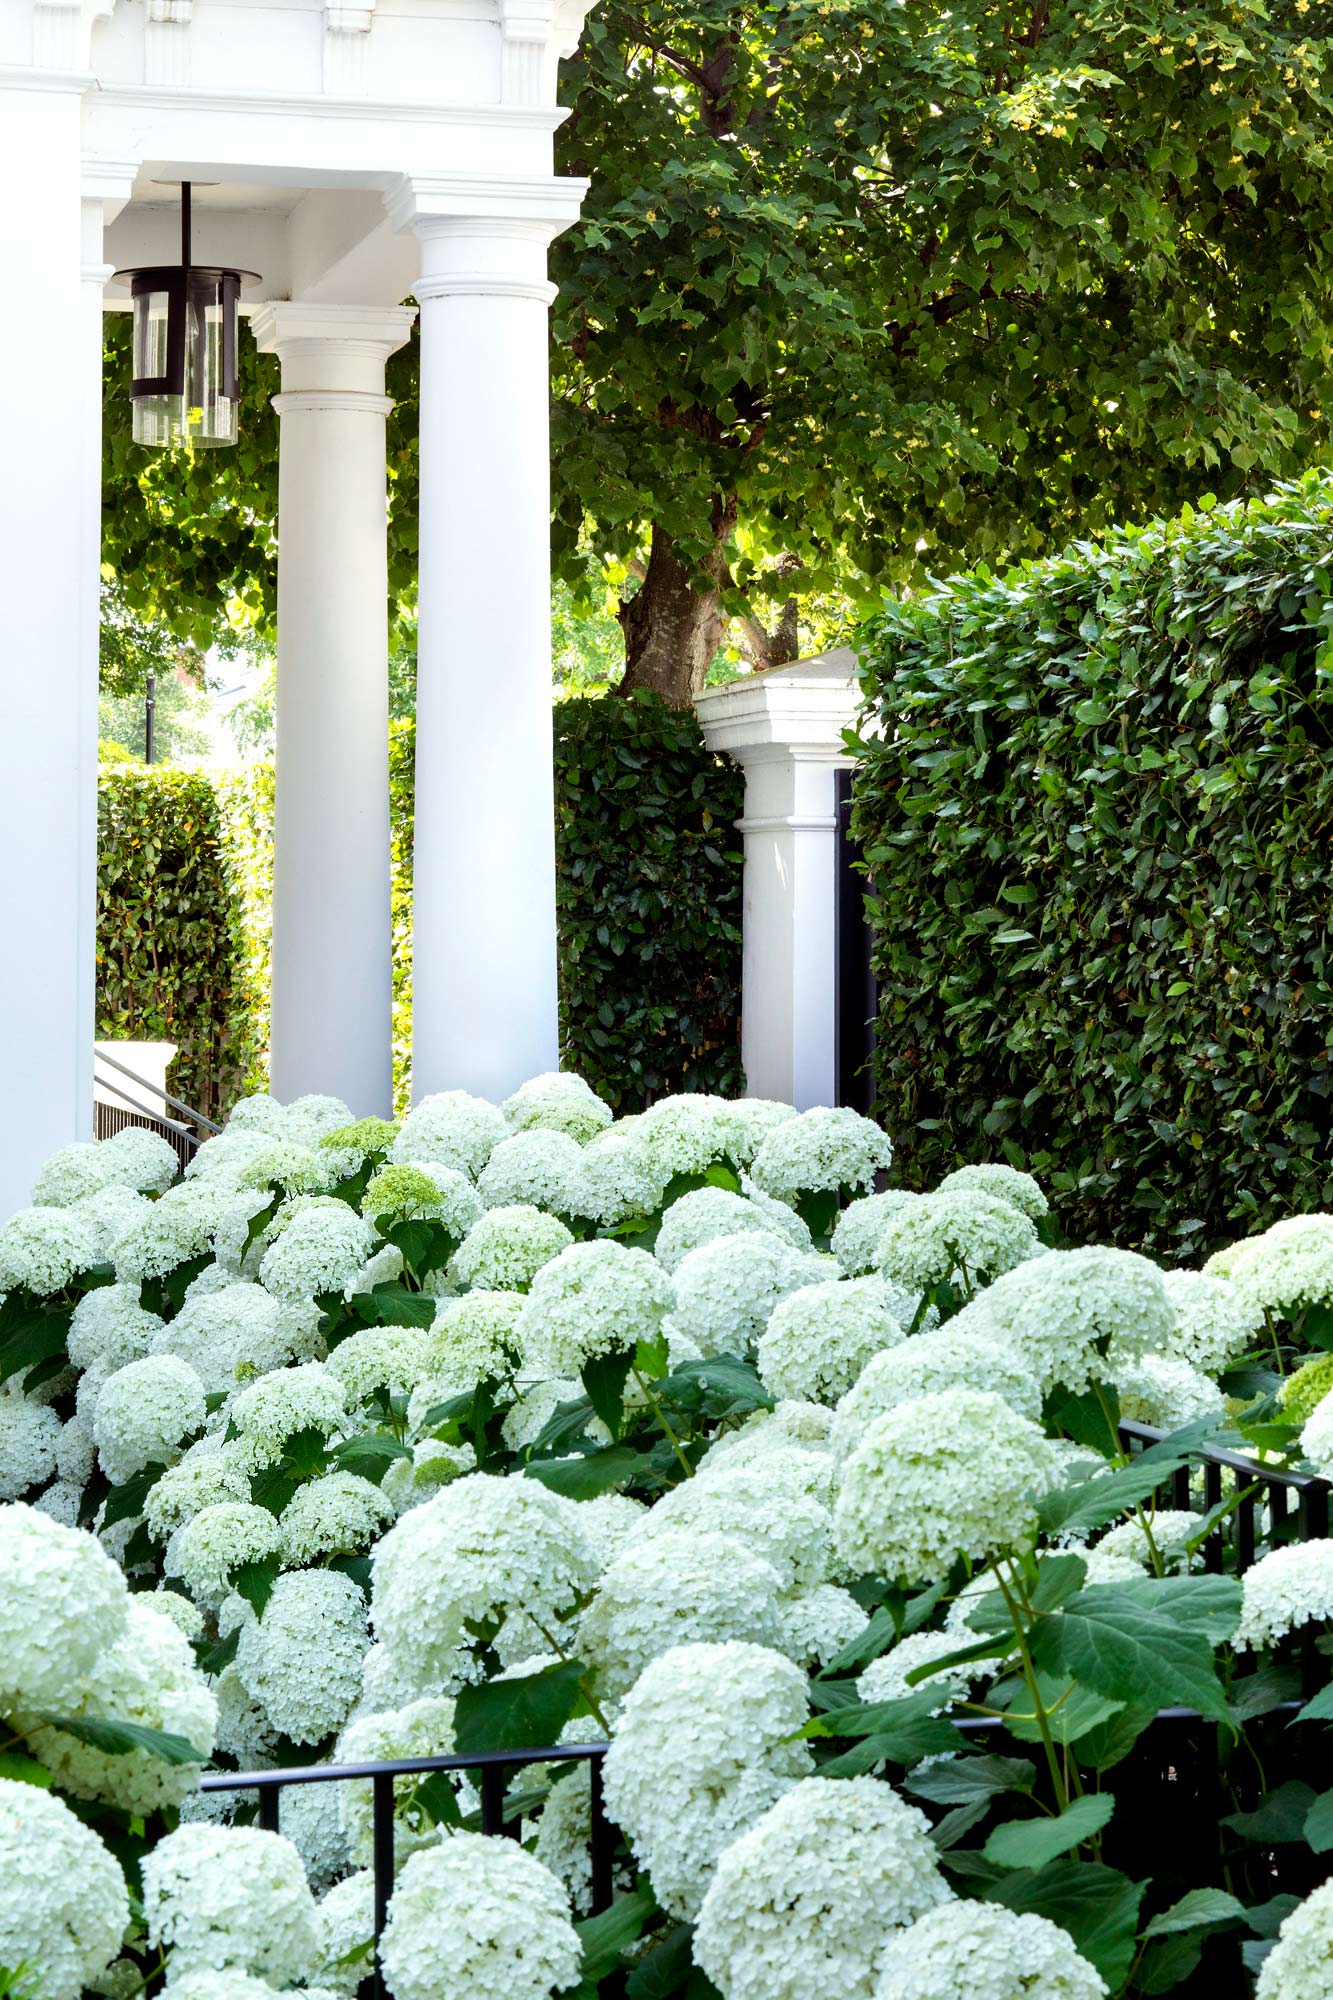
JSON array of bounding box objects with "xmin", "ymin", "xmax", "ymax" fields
[
  {"xmin": 694, "ymin": 649, "xmax": 868, "ymax": 768},
  {"xmin": 250, "ymin": 300, "xmax": 417, "ymax": 361},
  {"xmin": 385, "ymin": 171, "xmax": 589, "ymax": 241}
]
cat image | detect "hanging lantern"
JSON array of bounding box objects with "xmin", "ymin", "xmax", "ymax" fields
[{"xmin": 115, "ymin": 184, "xmax": 258, "ymax": 450}]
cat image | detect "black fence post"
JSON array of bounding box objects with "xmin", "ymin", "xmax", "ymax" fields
[{"xmin": 833, "ymin": 766, "xmax": 876, "ymax": 1114}]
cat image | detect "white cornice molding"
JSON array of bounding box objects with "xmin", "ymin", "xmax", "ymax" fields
[
  {"xmin": 81, "ymin": 80, "xmax": 569, "ymax": 130},
  {"xmin": 0, "ymin": 59, "xmax": 92, "ymax": 91},
  {"xmin": 251, "ymin": 300, "xmax": 417, "ymax": 354},
  {"xmin": 386, "ymin": 170, "xmax": 589, "ymax": 234},
  {"xmin": 695, "ymin": 651, "xmax": 868, "ymax": 761}
]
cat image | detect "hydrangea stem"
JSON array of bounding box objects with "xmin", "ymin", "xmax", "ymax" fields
[
  {"xmin": 989, "ymin": 1556, "xmax": 1068, "ymax": 1813},
  {"xmin": 630, "ymin": 1365, "xmax": 694, "ymax": 1479}
]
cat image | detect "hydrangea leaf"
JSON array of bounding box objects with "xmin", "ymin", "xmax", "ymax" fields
[
  {"xmin": 1221, "ymin": 1781, "xmax": 1317, "ymax": 1844},
  {"xmin": 524, "ymin": 1445, "xmax": 648, "ymax": 1500},
  {"xmin": 983, "ymin": 1860, "xmax": 1145, "ymax": 1988},
  {"xmin": 904, "ymin": 1754, "xmax": 1037, "ymax": 1808},
  {"xmin": 575, "ymin": 1880, "xmax": 658, "ymax": 1984},
  {"xmin": 1143, "ymin": 1888, "xmax": 1247, "ymax": 1939},
  {"xmin": 983, "ymin": 1792, "xmax": 1114, "ymax": 1869},
  {"xmin": 1031, "ymin": 1580, "xmax": 1237, "ymax": 1718},
  {"xmin": 34, "ymin": 1714, "xmax": 207, "ymax": 1765},
  {"xmin": 453, "ymin": 1659, "xmax": 589, "ymax": 1757}
]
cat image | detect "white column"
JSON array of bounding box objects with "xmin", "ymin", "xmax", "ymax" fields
[
  {"xmin": 251, "ymin": 303, "xmax": 416, "ymax": 1116},
  {"xmin": 695, "ymin": 651, "xmax": 865, "ymax": 1110},
  {"xmin": 389, "ymin": 179, "xmax": 585, "ymax": 1104},
  {"xmin": 0, "ymin": 73, "xmax": 114, "ymax": 1213}
]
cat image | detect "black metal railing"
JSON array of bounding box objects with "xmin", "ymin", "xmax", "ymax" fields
[
  {"xmin": 833, "ymin": 767, "xmax": 877, "ymax": 1115},
  {"xmin": 93, "ymin": 1048, "xmax": 220, "ymax": 1166},
  {"xmin": 200, "ymin": 1741, "xmax": 613, "ymax": 1998},
  {"xmin": 1120, "ymin": 1418, "xmax": 1331, "ymax": 1573}
]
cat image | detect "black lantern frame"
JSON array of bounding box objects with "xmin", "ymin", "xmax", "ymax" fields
[{"xmin": 114, "ymin": 182, "xmax": 259, "ymax": 450}]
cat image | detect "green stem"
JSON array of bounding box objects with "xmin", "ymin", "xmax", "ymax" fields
[
  {"xmin": 1267, "ymin": 1309, "xmax": 1286, "ymax": 1378},
  {"xmin": 530, "ymin": 1616, "xmax": 613, "ymax": 1736},
  {"xmin": 990, "ymin": 1557, "xmax": 1068, "ymax": 1813},
  {"xmin": 630, "ymin": 1364, "xmax": 694, "ymax": 1480},
  {"xmin": 1092, "ymin": 1381, "xmax": 1127, "ymax": 1464}
]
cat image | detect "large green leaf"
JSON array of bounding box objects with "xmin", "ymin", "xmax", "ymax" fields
[
  {"xmin": 0, "ymin": 1296, "xmax": 70, "ymax": 1390},
  {"xmin": 658, "ymin": 1355, "xmax": 774, "ymax": 1420},
  {"xmin": 984, "ymin": 1861, "xmax": 1145, "ymax": 1987},
  {"xmin": 1029, "ymin": 1579, "xmax": 1238, "ymax": 1718},
  {"xmin": 983, "ymin": 1793, "xmax": 1114, "ymax": 1869},
  {"xmin": 904, "ymin": 1754, "xmax": 1036, "ymax": 1808},
  {"xmin": 35, "ymin": 1713, "xmax": 207, "ymax": 1765},
  {"xmin": 1222, "ymin": 1781, "xmax": 1318, "ymax": 1844},
  {"xmin": 582, "ymin": 1349, "xmax": 635, "ymax": 1436},
  {"xmin": 101, "ymin": 1462, "xmax": 168, "ymax": 1531},
  {"xmin": 1143, "ymin": 1889, "xmax": 1247, "ymax": 1939},
  {"xmin": 524, "ymin": 1445, "xmax": 648, "ymax": 1499},
  {"xmin": 575, "ymin": 1882, "xmax": 657, "ymax": 1984},
  {"xmin": 1036, "ymin": 1457, "xmax": 1189, "ymax": 1540},
  {"xmin": 453, "ymin": 1659, "xmax": 590, "ymax": 1757},
  {"xmin": 350, "ymin": 1283, "xmax": 438, "ymax": 1330}
]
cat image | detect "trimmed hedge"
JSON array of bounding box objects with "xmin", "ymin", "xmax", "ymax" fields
[
  {"xmin": 852, "ymin": 471, "xmax": 1333, "ymax": 1260},
  {"xmin": 97, "ymin": 694, "xmax": 742, "ymax": 1118}
]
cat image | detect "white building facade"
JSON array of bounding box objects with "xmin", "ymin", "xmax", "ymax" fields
[{"xmin": 0, "ymin": 0, "xmax": 595, "ymax": 1211}]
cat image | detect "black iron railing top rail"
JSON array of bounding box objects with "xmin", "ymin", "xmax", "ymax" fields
[{"xmin": 1120, "ymin": 1418, "xmax": 1330, "ymax": 1575}]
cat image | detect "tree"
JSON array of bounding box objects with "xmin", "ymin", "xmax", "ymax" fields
[
  {"xmin": 550, "ymin": 0, "xmax": 1333, "ymax": 702},
  {"xmin": 100, "ymin": 2, "xmax": 1333, "ymax": 705}
]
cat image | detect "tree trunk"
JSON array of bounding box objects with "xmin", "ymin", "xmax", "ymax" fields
[
  {"xmin": 618, "ymin": 518, "xmax": 732, "ymax": 709},
  {"xmin": 740, "ymin": 596, "xmax": 801, "ymax": 672}
]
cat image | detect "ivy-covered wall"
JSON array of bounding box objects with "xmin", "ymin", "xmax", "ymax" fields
[
  {"xmin": 97, "ymin": 693, "xmax": 743, "ymax": 1118},
  {"xmin": 852, "ymin": 471, "xmax": 1333, "ymax": 1260}
]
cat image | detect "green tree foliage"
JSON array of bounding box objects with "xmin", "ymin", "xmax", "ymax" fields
[
  {"xmin": 852, "ymin": 469, "xmax": 1333, "ymax": 1260},
  {"xmin": 99, "ymin": 3, "xmax": 1333, "ymax": 702},
  {"xmin": 552, "ymin": 0, "xmax": 1333, "ymax": 703},
  {"xmin": 97, "ymin": 698, "xmax": 742, "ymax": 1116}
]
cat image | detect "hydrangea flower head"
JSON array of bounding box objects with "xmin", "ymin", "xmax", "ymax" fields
[
  {"xmin": 603, "ymin": 1641, "xmax": 813, "ymax": 1919},
  {"xmin": 235, "ymin": 1566, "xmax": 368, "ymax": 1742},
  {"xmin": 391, "ymin": 1090, "xmax": 509, "ymax": 1179},
  {"xmin": 422, "ymin": 1290, "xmax": 525, "ymax": 1390},
  {"xmin": 478, "ymin": 1130, "xmax": 589, "ymax": 1212},
  {"xmin": 259, "ymin": 1205, "xmax": 375, "ymax": 1303},
  {"xmin": 280, "ymin": 1469, "xmax": 395, "ymax": 1565},
  {"xmin": 148, "ymin": 1280, "xmax": 294, "ymax": 1396},
  {"xmin": 579, "ymin": 1529, "xmax": 784, "ymax": 1699},
  {"xmin": 749, "ymin": 1107, "xmax": 893, "ymax": 1203},
  {"xmin": 502, "ymin": 1071, "xmax": 614, "ymax": 1143},
  {"xmin": 571, "ymin": 1128, "xmax": 669, "ymax": 1227},
  {"xmin": 1114, "ymin": 1353, "xmax": 1226, "ymax": 1431},
  {"xmin": 967, "ymin": 1246, "xmax": 1174, "ymax": 1393},
  {"xmin": 640, "ymin": 1453, "xmax": 833, "ymax": 1588},
  {"xmin": 517, "ymin": 1239, "xmax": 674, "ymax": 1374},
  {"xmin": 671, "ymin": 1232, "xmax": 833, "ymax": 1356},
  {"xmin": 0, "ymin": 1776, "xmax": 129, "ymax": 2000},
  {"xmin": 1211, "ymin": 1214, "xmax": 1333, "ymax": 1323},
  {"xmin": 1280, "ymin": 1353, "xmax": 1333, "ymax": 1427},
  {"xmin": 874, "ymin": 1900, "xmax": 1107, "ymax": 1999},
  {"xmin": 694, "ymin": 1776, "xmax": 950, "ymax": 2000},
  {"xmin": 32, "ymin": 1141, "xmax": 116, "ymax": 1207},
  {"xmin": 175, "ymin": 1501, "xmax": 284, "ymax": 1607},
  {"xmin": 326, "ymin": 1325, "xmax": 429, "ymax": 1404},
  {"xmin": 112, "ymin": 1181, "xmax": 228, "ymax": 1283},
  {"xmin": 1160, "ymin": 1267, "xmax": 1263, "ymax": 1375},
  {"xmin": 93, "ymin": 1353, "xmax": 206, "ymax": 1484},
  {"xmin": 772, "ymin": 1583, "xmax": 869, "ymax": 1668},
  {"xmin": 380, "ymin": 1834, "xmax": 582, "ymax": 2000},
  {"xmin": 238, "ymin": 1142, "xmax": 339, "ymax": 1197},
  {"xmin": 141, "ymin": 1823, "xmax": 320, "ymax": 1986},
  {"xmin": 229, "ymin": 1361, "xmax": 348, "ymax": 1469},
  {"xmin": 936, "ymin": 1161, "xmax": 1049, "ymax": 1220},
  {"xmin": 321, "ymin": 1116, "xmax": 400, "ymax": 1159},
  {"xmin": 449, "ymin": 1204, "xmax": 575, "ymax": 1292},
  {"xmin": 363, "ymin": 1162, "xmax": 476, "ymax": 1228},
  {"xmin": 831, "ymin": 1324, "xmax": 1042, "ymax": 1459},
  {"xmin": 876, "ymin": 1188, "xmax": 1038, "ymax": 1293},
  {"xmin": 656, "ymin": 1187, "xmax": 809, "ymax": 1275},
  {"xmin": 0, "ymin": 1502, "xmax": 128, "ymax": 1708},
  {"xmin": 831, "ymin": 1190, "xmax": 923, "ymax": 1277},
  {"xmin": 1235, "ymin": 1541, "xmax": 1333, "ymax": 1650},
  {"xmin": 144, "ymin": 1445, "xmax": 252, "ymax": 1540},
  {"xmin": 0, "ymin": 1205, "xmax": 103, "ymax": 1294},
  {"xmin": 636, "ymin": 1095, "xmax": 753, "ymax": 1178},
  {"xmin": 335, "ymin": 1695, "xmax": 460, "ymax": 1861},
  {"xmin": 835, "ymin": 1387, "xmax": 1058, "ymax": 1583},
  {"xmin": 67, "ymin": 1281, "xmax": 162, "ymax": 1372},
  {"xmin": 757, "ymin": 1276, "xmax": 905, "ymax": 1405},
  {"xmin": 0, "ymin": 1387, "xmax": 60, "ymax": 1499}
]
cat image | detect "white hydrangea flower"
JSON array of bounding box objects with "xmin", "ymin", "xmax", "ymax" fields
[
  {"xmin": 640, "ymin": 1453, "xmax": 834, "ymax": 1588},
  {"xmin": 0, "ymin": 1386, "xmax": 60, "ymax": 1498},
  {"xmin": 33, "ymin": 1140, "xmax": 116, "ymax": 1206},
  {"xmin": 757, "ymin": 1277, "xmax": 906, "ymax": 1405},
  {"xmin": 603, "ymin": 1641, "xmax": 813, "ymax": 1919},
  {"xmin": 876, "ymin": 1188, "xmax": 1039, "ymax": 1293},
  {"xmin": 503, "ymin": 1071, "xmax": 615, "ymax": 1143},
  {"xmin": 1302, "ymin": 1394, "xmax": 1333, "ymax": 1474},
  {"xmin": 162, "ymin": 1972, "xmax": 294, "ymax": 2000},
  {"xmin": 33, "ymin": 1478, "xmax": 83, "ymax": 1525},
  {"xmin": 67, "ymin": 1281, "xmax": 162, "ymax": 1372},
  {"xmin": 772, "ymin": 1584, "xmax": 869, "ymax": 1668},
  {"xmin": 671, "ymin": 1232, "xmax": 833, "ymax": 1356},
  {"xmin": 532, "ymin": 1763, "xmax": 632, "ymax": 1915},
  {"xmin": 449, "ymin": 1204, "xmax": 575, "ymax": 1292},
  {"xmin": 830, "ymin": 1326, "xmax": 1043, "ymax": 1458},
  {"xmin": 144, "ymin": 1445, "xmax": 252, "ymax": 1540},
  {"xmin": 312, "ymin": 1871, "xmax": 375, "ymax": 1997},
  {"xmin": 936, "ymin": 1161, "xmax": 1049, "ymax": 1220},
  {"xmin": 835, "ymin": 1388, "xmax": 1059, "ymax": 1583},
  {"xmin": 24, "ymin": 1596, "xmax": 217, "ymax": 1814},
  {"xmin": 0, "ymin": 1776, "xmax": 129, "ymax": 2000},
  {"xmin": 966, "ymin": 1247, "xmax": 1175, "ymax": 1394},
  {"xmin": 185, "ymin": 1128, "xmax": 277, "ymax": 1188},
  {"xmin": 283, "ymin": 1093, "xmax": 356, "ymax": 1144},
  {"xmin": 54, "ymin": 1410, "xmax": 94, "ymax": 1487},
  {"xmin": 1115, "ymin": 1352, "xmax": 1226, "ymax": 1431},
  {"xmin": 360, "ymin": 1161, "xmax": 484, "ymax": 1238},
  {"xmin": 478, "ymin": 1129, "xmax": 588, "ymax": 1212},
  {"xmin": 656, "ymin": 1188, "xmax": 806, "ymax": 1275},
  {"xmin": 281, "ymin": 1470, "xmax": 395, "ymax": 1566},
  {"xmin": 874, "ymin": 1900, "xmax": 1107, "ymax": 2000},
  {"xmin": 381, "ymin": 1437, "xmax": 477, "ymax": 1512},
  {"xmin": 1080, "ymin": 1545, "xmax": 1151, "ymax": 1585},
  {"xmin": 500, "ymin": 1377, "xmax": 585, "ymax": 1453},
  {"xmin": 112, "ymin": 1182, "xmax": 228, "ymax": 1283},
  {"xmin": 101, "ymin": 1124, "xmax": 182, "ymax": 1194},
  {"xmin": 235, "ymin": 1567, "xmax": 369, "ymax": 1743},
  {"xmin": 149, "ymin": 1281, "xmax": 296, "ymax": 1396},
  {"xmin": 212, "ymin": 1661, "xmax": 281, "ymax": 1766},
  {"xmin": 93, "ymin": 1353, "xmax": 206, "ymax": 1483},
  {"xmin": 391, "ymin": 1090, "xmax": 509, "ymax": 1178},
  {"xmin": 72, "ymin": 1184, "xmax": 154, "ymax": 1260},
  {"xmin": 335, "ymin": 1695, "xmax": 460, "ymax": 1864},
  {"xmin": 259, "ymin": 1206, "xmax": 376, "ymax": 1304},
  {"xmin": 1159, "ymin": 1267, "xmax": 1264, "ymax": 1376},
  {"xmin": 326, "ymin": 1325, "xmax": 429, "ymax": 1404},
  {"xmin": 831, "ymin": 1190, "xmax": 923, "ymax": 1277},
  {"xmin": 0, "ymin": 1503, "xmax": 128, "ymax": 1706},
  {"xmin": 695, "ymin": 1775, "xmax": 950, "ymax": 2000},
  {"xmin": 422, "ymin": 1291, "xmax": 525, "ymax": 1392},
  {"xmin": 699, "ymin": 1400, "xmax": 837, "ymax": 1474},
  {"xmin": 1212, "ymin": 1214, "xmax": 1333, "ymax": 1323},
  {"xmin": 516, "ymin": 1239, "xmax": 674, "ymax": 1375},
  {"xmin": 579, "ymin": 1529, "xmax": 784, "ymax": 1699},
  {"xmin": 1234, "ymin": 1541, "xmax": 1333, "ymax": 1650},
  {"xmin": 372, "ymin": 1473, "xmax": 599, "ymax": 1688},
  {"xmin": 739, "ymin": 1181, "xmax": 817, "ymax": 1250},
  {"xmin": 572, "ymin": 1490, "xmax": 647, "ymax": 1570},
  {"xmin": 226, "ymin": 1093, "xmax": 291, "ymax": 1135},
  {"xmin": 380, "ymin": 1834, "xmax": 582, "ymax": 2000},
  {"xmin": 238, "ymin": 1141, "xmax": 340, "ymax": 1197},
  {"xmin": 276, "ymin": 1780, "xmax": 350, "ymax": 1898},
  {"xmin": 142, "ymin": 1824, "xmax": 320, "ymax": 1985},
  {"xmin": 856, "ymin": 1629, "xmax": 983, "ymax": 1712},
  {"xmin": 0, "ymin": 1205, "xmax": 103, "ymax": 1294},
  {"xmin": 229, "ymin": 1362, "xmax": 348, "ymax": 1471},
  {"xmin": 570, "ymin": 1128, "xmax": 668, "ymax": 1227},
  {"xmin": 152, "ymin": 1585, "xmax": 205, "ymax": 1636},
  {"xmin": 1094, "ymin": 1510, "xmax": 1199, "ymax": 1575},
  {"xmin": 175, "ymin": 1501, "xmax": 284, "ymax": 1607},
  {"xmin": 636, "ymin": 1095, "xmax": 753, "ymax": 1178},
  {"xmin": 749, "ymin": 1107, "xmax": 894, "ymax": 1203}
]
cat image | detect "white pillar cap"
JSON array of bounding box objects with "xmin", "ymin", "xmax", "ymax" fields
[{"xmin": 694, "ymin": 648, "xmax": 866, "ymax": 763}]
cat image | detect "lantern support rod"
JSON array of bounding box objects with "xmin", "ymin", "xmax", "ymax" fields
[{"xmin": 181, "ymin": 181, "xmax": 191, "ymax": 272}]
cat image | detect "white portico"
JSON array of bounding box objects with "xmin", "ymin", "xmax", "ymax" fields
[{"xmin": 0, "ymin": 0, "xmax": 594, "ymax": 1212}]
